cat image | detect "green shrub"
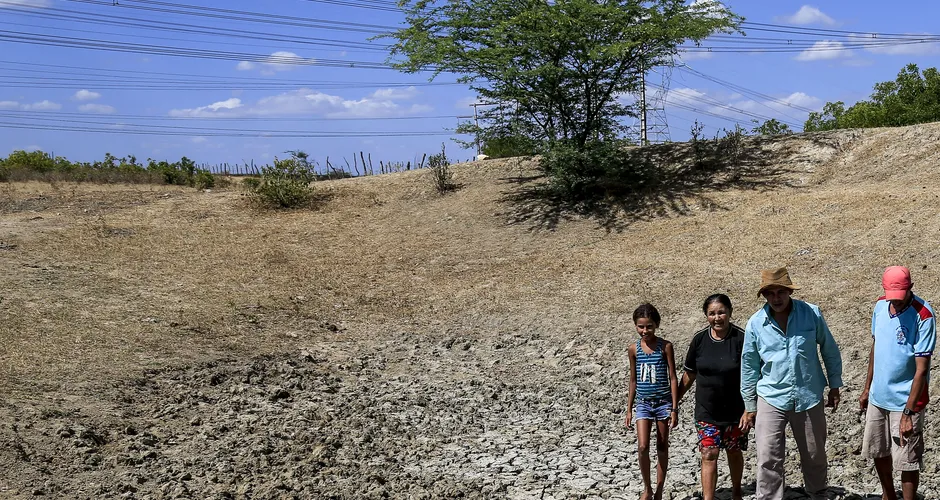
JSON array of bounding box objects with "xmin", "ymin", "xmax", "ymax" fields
[
  {"xmin": 0, "ymin": 149, "xmax": 217, "ymax": 187},
  {"xmin": 193, "ymin": 169, "xmax": 215, "ymax": 190},
  {"xmin": 249, "ymin": 152, "xmax": 317, "ymax": 208},
  {"xmin": 481, "ymin": 134, "xmax": 540, "ymax": 158},
  {"xmin": 427, "ymin": 143, "xmax": 456, "ymax": 194},
  {"xmin": 541, "ymin": 140, "xmax": 642, "ymax": 200},
  {"xmin": 146, "ymin": 157, "xmax": 217, "ymax": 188}
]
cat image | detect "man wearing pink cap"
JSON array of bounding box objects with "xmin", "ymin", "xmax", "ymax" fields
[{"xmin": 860, "ymin": 266, "xmax": 935, "ymax": 500}]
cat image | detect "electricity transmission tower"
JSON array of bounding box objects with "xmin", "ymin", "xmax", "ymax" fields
[{"xmin": 633, "ymin": 65, "xmax": 673, "ymax": 144}]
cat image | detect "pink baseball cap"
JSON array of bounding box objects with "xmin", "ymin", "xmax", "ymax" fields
[{"xmin": 882, "ymin": 266, "xmax": 912, "ymax": 301}]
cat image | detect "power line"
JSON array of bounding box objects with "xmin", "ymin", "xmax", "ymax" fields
[
  {"xmin": 674, "ymin": 65, "xmax": 817, "ymax": 115},
  {"xmin": 65, "ymin": 0, "xmax": 398, "ymax": 33},
  {"xmin": 2, "ymin": 3, "xmax": 390, "ymax": 52},
  {"xmin": 665, "ymin": 88, "xmax": 802, "ymax": 128},
  {"xmin": 740, "ymin": 21, "xmax": 940, "ymax": 39},
  {"xmin": 0, "ymin": 30, "xmax": 403, "ymax": 70},
  {"xmin": 2, "ymin": 20, "xmax": 383, "ymax": 55},
  {"xmin": 301, "ymin": 0, "xmax": 402, "ymax": 13},
  {"xmin": 0, "ymin": 118, "xmax": 455, "ymax": 138},
  {"xmin": 0, "ymin": 109, "xmax": 460, "ymax": 122},
  {"xmin": 0, "ymin": 60, "xmax": 453, "ymax": 86},
  {"xmin": 682, "ymin": 38, "xmax": 938, "ymax": 54}
]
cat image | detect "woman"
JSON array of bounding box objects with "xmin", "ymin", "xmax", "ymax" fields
[{"xmin": 678, "ymin": 294, "xmax": 747, "ymax": 500}]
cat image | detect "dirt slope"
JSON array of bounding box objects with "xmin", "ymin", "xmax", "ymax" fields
[{"xmin": 2, "ymin": 123, "xmax": 940, "ymax": 498}]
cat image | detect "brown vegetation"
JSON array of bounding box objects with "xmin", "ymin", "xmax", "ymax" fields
[{"xmin": 1, "ymin": 123, "xmax": 940, "ymax": 497}]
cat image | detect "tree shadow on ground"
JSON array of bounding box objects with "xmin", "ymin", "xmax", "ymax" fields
[
  {"xmin": 498, "ymin": 136, "xmax": 797, "ymax": 232},
  {"xmin": 678, "ymin": 483, "xmax": 920, "ymax": 500}
]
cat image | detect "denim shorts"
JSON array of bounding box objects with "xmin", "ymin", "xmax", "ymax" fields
[{"xmin": 635, "ymin": 397, "xmax": 672, "ymax": 421}]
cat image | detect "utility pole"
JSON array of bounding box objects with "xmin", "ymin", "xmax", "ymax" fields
[
  {"xmin": 640, "ymin": 70, "xmax": 648, "ymax": 146},
  {"xmin": 458, "ymin": 101, "xmax": 496, "ymax": 156},
  {"xmin": 472, "ymin": 103, "xmax": 481, "ymax": 154}
]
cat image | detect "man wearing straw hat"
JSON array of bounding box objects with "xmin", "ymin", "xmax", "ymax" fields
[
  {"xmin": 740, "ymin": 266, "xmax": 843, "ymax": 500},
  {"xmin": 859, "ymin": 266, "xmax": 935, "ymax": 500}
]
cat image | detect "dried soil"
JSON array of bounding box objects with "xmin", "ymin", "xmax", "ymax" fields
[{"xmin": 3, "ymin": 124, "xmax": 940, "ymax": 498}]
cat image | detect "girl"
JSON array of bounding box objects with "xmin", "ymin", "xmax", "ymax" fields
[{"xmin": 626, "ymin": 303, "xmax": 679, "ymax": 500}]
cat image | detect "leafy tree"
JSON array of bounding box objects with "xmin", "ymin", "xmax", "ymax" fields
[
  {"xmin": 805, "ymin": 64, "xmax": 940, "ymax": 131},
  {"xmin": 383, "ymin": 0, "xmax": 741, "ymax": 150},
  {"xmin": 751, "ymin": 118, "xmax": 791, "ymax": 136}
]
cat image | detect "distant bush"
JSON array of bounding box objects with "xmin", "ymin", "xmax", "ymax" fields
[
  {"xmin": 241, "ymin": 176, "xmax": 261, "ymax": 191},
  {"xmin": 427, "ymin": 143, "xmax": 457, "ymax": 194},
  {"xmin": 249, "ymin": 151, "xmax": 317, "ymax": 208},
  {"xmin": 147, "ymin": 157, "xmax": 215, "ymax": 189},
  {"xmin": 0, "ymin": 150, "xmax": 217, "ymax": 188}
]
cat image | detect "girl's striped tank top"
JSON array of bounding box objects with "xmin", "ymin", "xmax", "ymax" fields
[{"xmin": 635, "ymin": 338, "xmax": 670, "ymax": 400}]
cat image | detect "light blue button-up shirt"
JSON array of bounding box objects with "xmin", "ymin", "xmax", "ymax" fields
[{"xmin": 741, "ymin": 299, "xmax": 843, "ymax": 412}]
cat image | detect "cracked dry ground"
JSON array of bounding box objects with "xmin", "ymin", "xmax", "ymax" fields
[{"xmin": 2, "ymin": 330, "xmax": 931, "ymax": 499}]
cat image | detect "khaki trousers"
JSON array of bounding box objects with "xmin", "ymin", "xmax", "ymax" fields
[{"xmin": 756, "ymin": 397, "xmax": 828, "ymax": 500}]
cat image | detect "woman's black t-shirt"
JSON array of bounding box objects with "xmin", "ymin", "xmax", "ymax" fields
[{"xmin": 683, "ymin": 324, "xmax": 746, "ymax": 427}]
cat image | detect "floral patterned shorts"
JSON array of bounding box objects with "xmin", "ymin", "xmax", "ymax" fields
[{"xmin": 695, "ymin": 421, "xmax": 748, "ymax": 451}]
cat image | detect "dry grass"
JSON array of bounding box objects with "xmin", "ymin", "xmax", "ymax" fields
[{"xmin": 2, "ymin": 123, "xmax": 940, "ymax": 399}]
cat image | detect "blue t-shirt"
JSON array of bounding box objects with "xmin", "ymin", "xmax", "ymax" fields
[{"xmin": 869, "ymin": 294, "xmax": 936, "ymax": 411}]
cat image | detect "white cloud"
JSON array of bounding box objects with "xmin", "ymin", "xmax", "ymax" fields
[
  {"xmin": 2, "ymin": 100, "xmax": 63, "ymax": 111},
  {"xmin": 677, "ymin": 49, "xmax": 714, "ymax": 61},
  {"xmin": 27, "ymin": 100, "xmax": 61, "ymax": 110},
  {"xmin": 668, "ymin": 87, "xmax": 709, "ymax": 106},
  {"xmin": 72, "ymin": 89, "xmax": 101, "ymax": 101},
  {"xmin": 795, "ymin": 40, "xmax": 849, "ymax": 61},
  {"xmin": 191, "ymin": 136, "xmax": 208, "ymax": 144},
  {"xmin": 78, "ymin": 103, "xmax": 116, "ymax": 114},
  {"xmin": 169, "ymin": 88, "xmax": 431, "ymax": 119},
  {"xmin": 455, "ymin": 95, "xmax": 486, "ymax": 109},
  {"xmin": 779, "ymin": 92, "xmax": 822, "ymax": 109},
  {"xmin": 236, "ymin": 51, "xmax": 316, "ymax": 75},
  {"xmin": 731, "ymin": 92, "xmax": 822, "ymax": 115},
  {"xmin": 370, "ymin": 86, "xmax": 419, "ymax": 101},
  {"xmin": 0, "ymin": 0, "xmax": 52, "ymax": 8},
  {"xmin": 659, "ymin": 86, "xmax": 822, "ymax": 129},
  {"xmin": 168, "ymin": 98, "xmax": 242, "ymax": 117},
  {"xmin": 780, "ymin": 6, "xmax": 837, "ymax": 26}
]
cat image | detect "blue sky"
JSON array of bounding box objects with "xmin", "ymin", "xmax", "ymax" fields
[{"xmin": 1, "ymin": 0, "xmax": 939, "ymax": 169}]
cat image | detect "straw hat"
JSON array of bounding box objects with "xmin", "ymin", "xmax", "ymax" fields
[{"xmin": 757, "ymin": 266, "xmax": 801, "ymax": 296}]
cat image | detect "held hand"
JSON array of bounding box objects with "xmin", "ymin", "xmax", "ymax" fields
[
  {"xmin": 899, "ymin": 414, "xmax": 914, "ymax": 447},
  {"xmin": 739, "ymin": 411, "xmax": 756, "ymax": 432},
  {"xmin": 826, "ymin": 388, "xmax": 841, "ymax": 412}
]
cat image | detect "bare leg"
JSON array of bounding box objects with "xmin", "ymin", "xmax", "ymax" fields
[
  {"xmin": 873, "ymin": 456, "xmax": 897, "ymax": 500},
  {"xmin": 727, "ymin": 449, "xmax": 745, "ymax": 500},
  {"xmin": 701, "ymin": 448, "xmax": 720, "ymax": 500},
  {"xmin": 900, "ymin": 470, "xmax": 918, "ymax": 500},
  {"xmin": 637, "ymin": 418, "xmax": 654, "ymax": 500},
  {"xmin": 654, "ymin": 419, "xmax": 670, "ymax": 500}
]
